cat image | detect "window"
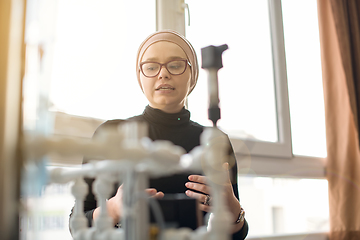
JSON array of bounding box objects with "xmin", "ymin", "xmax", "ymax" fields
[
  {"xmin": 23, "ymin": 0, "xmax": 156, "ymax": 131},
  {"xmin": 186, "ymin": 0, "xmax": 278, "ymax": 144},
  {"xmin": 238, "ymin": 176, "xmax": 329, "ymax": 238},
  {"xmin": 186, "ymin": 0, "xmax": 293, "ymax": 159},
  {"xmin": 282, "ymin": 0, "xmax": 326, "ymax": 158},
  {"xmin": 49, "ymin": 0, "xmax": 156, "ymax": 120},
  {"xmin": 21, "ymin": 181, "xmax": 74, "ymax": 240}
]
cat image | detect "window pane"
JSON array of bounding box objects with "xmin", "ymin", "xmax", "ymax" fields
[
  {"xmin": 49, "ymin": 0, "xmax": 156, "ymax": 120},
  {"xmin": 282, "ymin": 0, "xmax": 327, "ymax": 158},
  {"xmin": 186, "ymin": 0, "xmax": 278, "ymax": 142},
  {"xmin": 22, "ymin": 167, "xmax": 76, "ymax": 240},
  {"xmin": 238, "ymin": 176, "xmax": 329, "ymax": 237},
  {"xmin": 23, "ymin": 0, "xmax": 156, "ymax": 162}
]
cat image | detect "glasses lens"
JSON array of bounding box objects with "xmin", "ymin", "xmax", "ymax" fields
[
  {"xmin": 167, "ymin": 60, "xmax": 186, "ymax": 75},
  {"xmin": 142, "ymin": 63, "xmax": 161, "ymax": 77}
]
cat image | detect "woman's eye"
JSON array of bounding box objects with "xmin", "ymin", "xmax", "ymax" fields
[
  {"xmin": 168, "ymin": 63, "xmax": 182, "ymax": 69},
  {"xmin": 145, "ymin": 64, "xmax": 159, "ymax": 71}
]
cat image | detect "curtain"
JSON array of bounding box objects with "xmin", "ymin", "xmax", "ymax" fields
[{"xmin": 317, "ymin": 0, "xmax": 360, "ymax": 239}]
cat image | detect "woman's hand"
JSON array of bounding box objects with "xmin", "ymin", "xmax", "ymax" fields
[
  {"xmin": 93, "ymin": 184, "xmax": 164, "ymax": 225},
  {"xmin": 185, "ymin": 163, "xmax": 244, "ymax": 232},
  {"xmin": 185, "ymin": 175, "xmax": 212, "ymax": 212}
]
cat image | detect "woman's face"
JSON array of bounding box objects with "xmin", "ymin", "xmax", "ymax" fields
[{"xmin": 139, "ymin": 41, "xmax": 191, "ymax": 113}]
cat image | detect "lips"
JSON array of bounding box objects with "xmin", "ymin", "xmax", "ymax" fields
[{"xmin": 155, "ymin": 84, "xmax": 175, "ymax": 90}]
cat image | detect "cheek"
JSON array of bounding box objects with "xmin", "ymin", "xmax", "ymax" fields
[{"xmin": 139, "ymin": 76, "xmax": 151, "ymax": 93}]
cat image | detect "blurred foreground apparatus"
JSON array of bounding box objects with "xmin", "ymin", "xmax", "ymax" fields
[{"xmin": 24, "ymin": 121, "xmax": 232, "ymax": 240}]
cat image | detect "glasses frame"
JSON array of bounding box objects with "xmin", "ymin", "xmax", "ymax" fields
[{"xmin": 139, "ymin": 59, "xmax": 191, "ymax": 78}]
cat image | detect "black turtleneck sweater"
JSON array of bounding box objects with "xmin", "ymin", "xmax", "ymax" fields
[{"xmin": 81, "ymin": 105, "xmax": 248, "ymax": 239}]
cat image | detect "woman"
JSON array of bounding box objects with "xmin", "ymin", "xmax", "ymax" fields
[{"xmin": 81, "ymin": 30, "xmax": 248, "ymax": 239}]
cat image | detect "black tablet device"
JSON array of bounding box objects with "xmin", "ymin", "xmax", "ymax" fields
[{"xmin": 149, "ymin": 193, "xmax": 202, "ymax": 230}]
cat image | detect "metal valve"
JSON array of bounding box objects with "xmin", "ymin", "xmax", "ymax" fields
[{"xmin": 201, "ymin": 44, "xmax": 228, "ymax": 126}]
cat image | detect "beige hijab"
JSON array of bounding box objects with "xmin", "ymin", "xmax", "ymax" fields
[{"xmin": 136, "ymin": 30, "xmax": 199, "ymax": 94}]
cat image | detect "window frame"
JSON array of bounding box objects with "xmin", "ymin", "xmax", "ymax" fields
[
  {"xmin": 157, "ymin": 0, "xmax": 293, "ymax": 159},
  {"xmin": 228, "ymin": 0, "xmax": 293, "ymax": 159}
]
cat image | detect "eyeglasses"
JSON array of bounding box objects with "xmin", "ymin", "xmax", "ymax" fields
[{"xmin": 139, "ymin": 59, "xmax": 190, "ymax": 78}]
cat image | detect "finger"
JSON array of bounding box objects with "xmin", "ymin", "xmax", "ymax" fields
[
  {"xmin": 153, "ymin": 191, "xmax": 164, "ymax": 199},
  {"xmin": 116, "ymin": 184, "xmax": 123, "ymax": 195},
  {"xmin": 188, "ymin": 175, "xmax": 208, "ymax": 184},
  {"xmin": 185, "ymin": 182, "xmax": 210, "ymax": 195},
  {"xmin": 145, "ymin": 188, "xmax": 158, "ymax": 196},
  {"xmin": 198, "ymin": 203, "xmax": 212, "ymax": 213},
  {"xmin": 185, "ymin": 190, "xmax": 208, "ymax": 203}
]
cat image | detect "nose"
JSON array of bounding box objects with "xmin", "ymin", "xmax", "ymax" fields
[{"xmin": 158, "ymin": 65, "xmax": 171, "ymax": 79}]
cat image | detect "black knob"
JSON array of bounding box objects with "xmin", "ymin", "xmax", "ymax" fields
[{"xmin": 201, "ymin": 44, "xmax": 228, "ymax": 69}]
